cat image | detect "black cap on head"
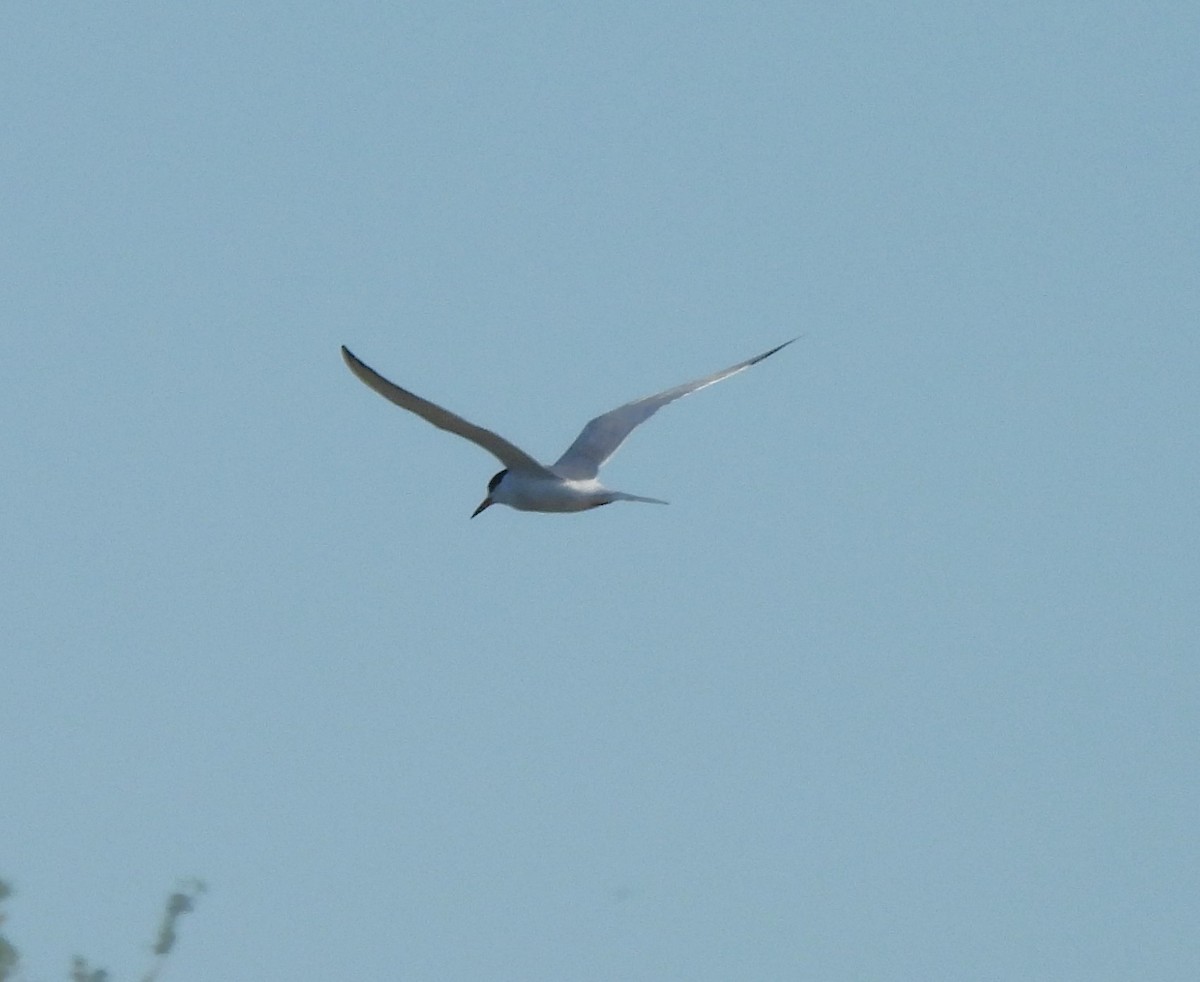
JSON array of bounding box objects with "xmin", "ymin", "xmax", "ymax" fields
[{"xmin": 487, "ymin": 469, "xmax": 508, "ymax": 494}]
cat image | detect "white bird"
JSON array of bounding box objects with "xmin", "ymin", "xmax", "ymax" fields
[{"xmin": 341, "ymin": 339, "xmax": 796, "ymax": 517}]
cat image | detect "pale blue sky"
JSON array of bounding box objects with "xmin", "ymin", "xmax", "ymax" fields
[{"xmin": 3, "ymin": 3, "xmax": 1197, "ymax": 980}]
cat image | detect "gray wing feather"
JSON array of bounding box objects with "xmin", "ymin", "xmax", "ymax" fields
[
  {"xmin": 552, "ymin": 339, "xmax": 797, "ymax": 480},
  {"xmin": 341, "ymin": 346, "xmax": 552, "ymax": 476}
]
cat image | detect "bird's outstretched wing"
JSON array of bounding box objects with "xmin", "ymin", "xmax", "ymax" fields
[
  {"xmin": 551, "ymin": 339, "xmax": 797, "ymax": 480},
  {"xmin": 341, "ymin": 346, "xmax": 553, "ymax": 476}
]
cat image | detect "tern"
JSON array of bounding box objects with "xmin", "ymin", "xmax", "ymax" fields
[{"xmin": 341, "ymin": 339, "xmax": 796, "ymax": 517}]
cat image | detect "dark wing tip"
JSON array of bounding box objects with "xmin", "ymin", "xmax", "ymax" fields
[
  {"xmin": 341, "ymin": 346, "xmax": 371, "ymax": 376},
  {"xmin": 746, "ymin": 336, "xmax": 801, "ymax": 367}
]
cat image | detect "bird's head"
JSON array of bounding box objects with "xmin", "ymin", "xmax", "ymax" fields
[{"xmin": 471, "ymin": 469, "xmax": 508, "ymax": 518}]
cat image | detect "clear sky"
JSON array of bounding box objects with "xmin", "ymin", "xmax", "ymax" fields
[{"xmin": 3, "ymin": 3, "xmax": 1197, "ymax": 980}]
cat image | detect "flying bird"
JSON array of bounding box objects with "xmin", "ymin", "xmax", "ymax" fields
[{"xmin": 341, "ymin": 339, "xmax": 796, "ymax": 517}]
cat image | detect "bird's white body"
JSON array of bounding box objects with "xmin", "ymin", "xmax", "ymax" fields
[
  {"xmin": 340, "ymin": 339, "xmax": 794, "ymax": 517},
  {"xmin": 497, "ymin": 474, "xmax": 609, "ymax": 512},
  {"xmin": 490, "ymin": 473, "xmax": 664, "ymax": 513}
]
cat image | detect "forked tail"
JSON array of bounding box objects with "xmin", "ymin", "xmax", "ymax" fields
[{"xmin": 611, "ymin": 491, "xmax": 669, "ymax": 505}]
